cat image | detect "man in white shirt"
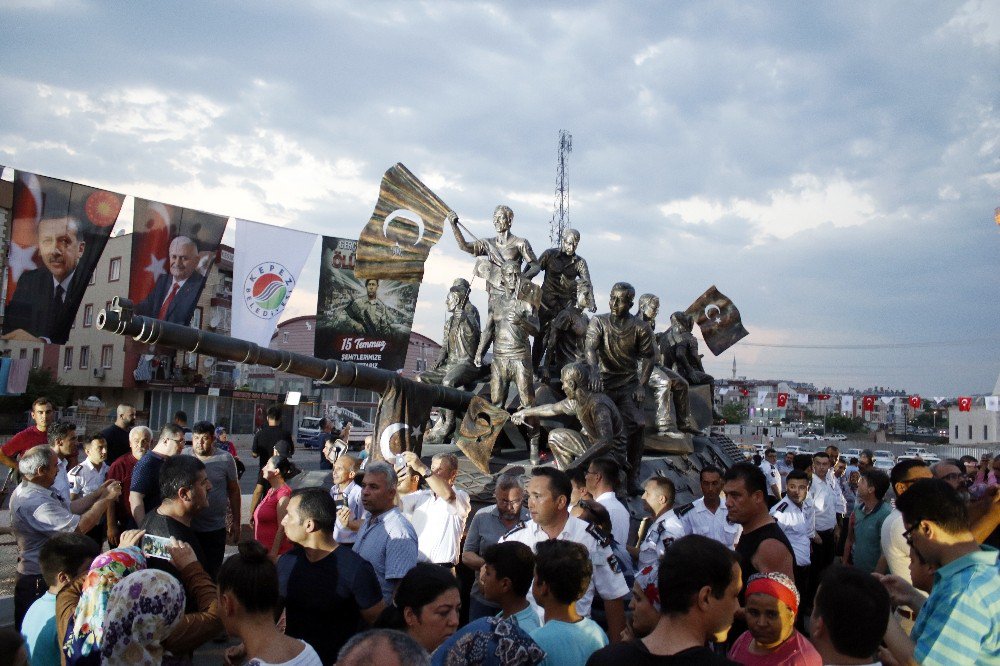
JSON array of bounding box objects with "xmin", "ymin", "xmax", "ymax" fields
[
  {"xmin": 631, "ymin": 476, "xmax": 685, "ymax": 568},
  {"xmin": 808, "ymin": 451, "xmax": 842, "ymax": 591},
  {"xmin": 678, "ymin": 465, "xmax": 742, "ymax": 549},
  {"xmin": 400, "ymin": 452, "xmax": 471, "ymax": 568},
  {"xmin": 759, "ymin": 448, "xmax": 782, "ymax": 502},
  {"xmin": 585, "ymin": 457, "xmax": 630, "ymax": 547},
  {"xmin": 500, "ymin": 466, "xmax": 628, "ymax": 641},
  {"xmin": 331, "ymin": 454, "xmax": 364, "ymax": 547},
  {"xmin": 771, "ymin": 470, "xmax": 819, "ymax": 599}
]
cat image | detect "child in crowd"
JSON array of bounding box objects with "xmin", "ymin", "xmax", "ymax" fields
[
  {"xmin": 480, "ymin": 542, "xmax": 539, "ymax": 632},
  {"xmin": 20, "ymin": 534, "xmax": 100, "ymax": 665},
  {"xmin": 529, "ymin": 540, "xmax": 608, "ymax": 666}
]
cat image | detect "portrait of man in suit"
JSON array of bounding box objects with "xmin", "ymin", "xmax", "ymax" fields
[
  {"xmin": 135, "ymin": 235, "xmax": 207, "ymax": 325},
  {"xmin": 3, "ymin": 216, "xmax": 87, "ymax": 343}
]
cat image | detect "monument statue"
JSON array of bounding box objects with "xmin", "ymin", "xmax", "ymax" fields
[
  {"xmin": 585, "ymin": 282, "xmax": 655, "ymax": 494},
  {"xmin": 511, "ymin": 362, "xmax": 627, "ymax": 471},
  {"xmin": 662, "ymin": 311, "xmax": 722, "ymax": 421},
  {"xmin": 539, "ymin": 281, "xmax": 592, "ymax": 383},
  {"xmin": 533, "ymin": 228, "xmax": 596, "ymax": 368},
  {"xmin": 639, "ymin": 294, "xmax": 702, "ymax": 439},
  {"xmin": 448, "ymin": 207, "xmax": 540, "ymax": 304},
  {"xmin": 475, "ymin": 260, "xmax": 540, "ymax": 413},
  {"xmin": 345, "ymin": 278, "xmax": 392, "ymax": 336},
  {"xmin": 451, "ymin": 277, "xmax": 481, "ymax": 328},
  {"xmin": 417, "ymin": 286, "xmax": 482, "ymax": 443}
]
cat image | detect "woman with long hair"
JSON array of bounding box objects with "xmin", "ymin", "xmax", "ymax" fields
[{"xmin": 376, "ymin": 563, "xmax": 461, "ymax": 654}]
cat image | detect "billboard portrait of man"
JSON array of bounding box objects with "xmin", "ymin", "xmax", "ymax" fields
[
  {"xmin": 128, "ymin": 199, "xmax": 227, "ymax": 327},
  {"xmin": 2, "ymin": 171, "xmax": 124, "ymax": 344}
]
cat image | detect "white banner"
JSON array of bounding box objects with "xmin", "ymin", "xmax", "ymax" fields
[
  {"xmin": 841, "ymin": 395, "xmax": 854, "ymax": 413},
  {"xmin": 986, "ymin": 396, "xmax": 999, "ymax": 412},
  {"xmin": 933, "ymin": 396, "xmax": 948, "ymax": 404},
  {"xmin": 232, "ymin": 219, "xmax": 318, "ymax": 348},
  {"xmin": 797, "ymin": 393, "xmax": 809, "ymax": 404},
  {"xmin": 757, "ymin": 389, "xmax": 769, "ymax": 406},
  {"xmin": 881, "ymin": 396, "xmax": 895, "ymax": 405}
]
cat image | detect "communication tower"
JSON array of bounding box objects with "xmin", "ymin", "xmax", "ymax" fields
[{"xmin": 549, "ymin": 130, "xmax": 573, "ymax": 247}]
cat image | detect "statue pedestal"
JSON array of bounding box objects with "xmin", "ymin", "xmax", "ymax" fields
[{"xmin": 643, "ymin": 432, "xmax": 693, "ymax": 454}]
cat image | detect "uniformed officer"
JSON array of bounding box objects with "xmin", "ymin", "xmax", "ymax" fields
[
  {"xmin": 500, "ymin": 466, "xmax": 629, "ymax": 640},
  {"xmin": 677, "ymin": 465, "xmax": 742, "ymax": 549},
  {"xmin": 770, "ymin": 469, "xmax": 819, "ymax": 599},
  {"xmin": 630, "ymin": 476, "xmax": 685, "ymax": 568}
]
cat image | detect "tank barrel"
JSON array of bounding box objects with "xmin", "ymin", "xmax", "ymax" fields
[{"xmin": 97, "ymin": 297, "xmax": 474, "ymax": 411}]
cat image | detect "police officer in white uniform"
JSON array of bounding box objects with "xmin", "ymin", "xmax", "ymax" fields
[
  {"xmin": 631, "ymin": 476, "xmax": 686, "ymax": 568},
  {"xmin": 500, "ymin": 467, "xmax": 629, "ymax": 639},
  {"xmin": 771, "ymin": 469, "xmax": 819, "ymax": 598},
  {"xmin": 677, "ymin": 465, "xmax": 741, "ymax": 549}
]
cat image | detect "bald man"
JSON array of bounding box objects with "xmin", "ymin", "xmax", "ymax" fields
[
  {"xmin": 3, "ymin": 216, "xmax": 89, "ymax": 343},
  {"xmin": 135, "ymin": 235, "xmax": 207, "ymax": 324}
]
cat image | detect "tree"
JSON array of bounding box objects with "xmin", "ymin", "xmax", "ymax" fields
[
  {"xmin": 0, "ymin": 367, "xmax": 74, "ymax": 417},
  {"xmin": 825, "ymin": 413, "xmax": 865, "ymax": 434},
  {"xmin": 722, "ymin": 402, "xmax": 747, "ymax": 424}
]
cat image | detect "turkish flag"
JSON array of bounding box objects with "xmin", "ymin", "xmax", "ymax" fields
[
  {"xmin": 740, "ymin": 388, "xmax": 749, "ymax": 397},
  {"xmin": 816, "ymin": 394, "xmax": 831, "ymax": 400},
  {"xmin": 777, "ymin": 393, "xmax": 788, "ymax": 407},
  {"xmin": 908, "ymin": 395, "xmax": 921, "ymax": 409},
  {"xmin": 958, "ymin": 397, "xmax": 972, "ymax": 412},
  {"xmin": 863, "ymin": 395, "xmax": 876, "ymax": 411}
]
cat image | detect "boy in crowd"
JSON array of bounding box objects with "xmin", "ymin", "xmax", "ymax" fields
[
  {"xmin": 480, "ymin": 542, "xmax": 539, "ymax": 632},
  {"xmin": 530, "ymin": 539, "xmax": 609, "ymax": 665},
  {"xmin": 20, "ymin": 533, "xmax": 100, "ymax": 664}
]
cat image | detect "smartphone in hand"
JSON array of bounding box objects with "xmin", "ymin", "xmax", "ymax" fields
[{"xmin": 141, "ymin": 534, "xmax": 173, "ymax": 560}]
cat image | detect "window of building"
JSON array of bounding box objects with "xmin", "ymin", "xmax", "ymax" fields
[
  {"xmin": 89, "ymin": 271, "xmax": 96, "ymax": 286},
  {"xmin": 955, "ymin": 425, "xmax": 959, "ymax": 439},
  {"xmin": 190, "ymin": 307, "xmax": 202, "ymax": 329},
  {"xmin": 969, "ymin": 425, "xmax": 973, "ymax": 440},
  {"xmin": 282, "ymin": 331, "xmax": 289, "ymax": 343},
  {"xmin": 64, "ymin": 347, "xmax": 74, "ymax": 369},
  {"xmin": 101, "ymin": 344, "xmax": 113, "ymax": 368},
  {"xmin": 31, "ymin": 349, "xmax": 40, "ymax": 369},
  {"xmin": 19, "ymin": 349, "xmax": 26, "ymax": 360},
  {"xmin": 83, "ymin": 304, "xmax": 94, "ymax": 327},
  {"xmin": 108, "ymin": 257, "xmax": 122, "ymax": 282},
  {"xmin": 986, "ymin": 425, "xmax": 989, "ymax": 441},
  {"xmin": 79, "ymin": 346, "xmax": 90, "ymax": 369}
]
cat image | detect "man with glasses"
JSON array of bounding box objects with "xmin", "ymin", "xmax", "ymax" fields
[
  {"xmin": 461, "ymin": 473, "xmax": 529, "ymax": 620},
  {"xmin": 128, "ymin": 423, "xmax": 186, "ymax": 525},
  {"xmin": 399, "ymin": 451, "xmax": 471, "ymax": 570},
  {"xmin": 877, "ymin": 478, "xmax": 1000, "ymax": 666}
]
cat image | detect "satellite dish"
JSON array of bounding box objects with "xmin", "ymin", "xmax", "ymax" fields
[{"xmin": 204, "ymin": 357, "xmax": 215, "ymax": 367}]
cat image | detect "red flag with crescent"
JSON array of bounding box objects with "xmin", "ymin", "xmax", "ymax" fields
[
  {"xmin": 740, "ymin": 388, "xmax": 749, "ymax": 397},
  {"xmin": 862, "ymin": 395, "xmax": 876, "ymax": 411},
  {"xmin": 777, "ymin": 393, "xmax": 788, "ymax": 407},
  {"xmin": 908, "ymin": 395, "xmax": 921, "ymax": 409},
  {"xmin": 958, "ymin": 397, "xmax": 972, "ymax": 412},
  {"xmin": 816, "ymin": 394, "xmax": 831, "ymax": 400}
]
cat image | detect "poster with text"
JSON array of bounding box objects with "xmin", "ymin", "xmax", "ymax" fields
[{"xmin": 314, "ymin": 236, "xmax": 419, "ymax": 370}]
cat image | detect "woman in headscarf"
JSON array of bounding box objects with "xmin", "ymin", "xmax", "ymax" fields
[
  {"xmin": 61, "ymin": 542, "xmax": 147, "ymax": 665},
  {"xmin": 727, "ymin": 572, "xmax": 821, "ymax": 665},
  {"xmin": 101, "ymin": 569, "xmax": 187, "ymax": 665}
]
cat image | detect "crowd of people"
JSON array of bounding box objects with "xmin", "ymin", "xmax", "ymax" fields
[{"xmin": 2, "ymin": 396, "xmax": 999, "ymax": 665}]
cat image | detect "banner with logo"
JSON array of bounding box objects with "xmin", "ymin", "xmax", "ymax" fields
[
  {"xmin": 232, "ymin": 219, "xmax": 317, "ymax": 348},
  {"xmin": 129, "ymin": 199, "xmax": 228, "ymax": 326},
  {"xmin": 2, "ymin": 170, "xmax": 124, "ymax": 344},
  {"xmin": 314, "ymin": 236, "xmax": 420, "ymax": 370}
]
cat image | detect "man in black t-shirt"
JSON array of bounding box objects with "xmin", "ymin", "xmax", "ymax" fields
[
  {"xmin": 587, "ymin": 535, "xmax": 740, "ymax": 665},
  {"xmin": 249, "ymin": 406, "xmax": 294, "ymax": 516},
  {"xmin": 141, "ymin": 455, "xmax": 211, "ymax": 609},
  {"xmin": 100, "ymin": 404, "xmax": 135, "ymax": 465},
  {"xmin": 276, "ymin": 488, "xmax": 384, "ymax": 665}
]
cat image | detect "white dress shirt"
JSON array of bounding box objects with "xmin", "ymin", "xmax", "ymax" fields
[
  {"xmin": 809, "ymin": 471, "xmax": 839, "ymax": 531},
  {"xmin": 637, "ymin": 509, "xmax": 686, "ymax": 568},
  {"xmin": 771, "ymin": 497, "xmax": 816, "ymax": 566},
  {"xmin": 400, "ymin": 487, "xmax": 471, "ymax": 564},
  {"xmin": 679, "ymin": 497, "xmax": 742, "ymax": 549},
  {"xmin": 594, "ymin": 491, "xmax": 630, "ymax": 547}
]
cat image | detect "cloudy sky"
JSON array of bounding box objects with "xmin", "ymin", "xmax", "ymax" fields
[{"xmin": 1, "ymin": 1, "xmax": 997, "ymax": 396}]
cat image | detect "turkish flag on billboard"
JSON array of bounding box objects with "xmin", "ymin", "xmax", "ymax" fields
[
  {"xmin": 863, "ymin": 395, "xmax": 876, "ymax": 411},
  {"xmin": 908, "ymin": 395, "xmax": 921, "ymax": 409},
  {"xmin": 958, "ymin": 397, "xmax": 972, "ymax": 412},
  {"xmin": 777, "ymin": 393, "xmax": 788, "ymax": 407},
  {"xmin": 816, "ymin": 394, "xmax": 831, "ymax": 400}
]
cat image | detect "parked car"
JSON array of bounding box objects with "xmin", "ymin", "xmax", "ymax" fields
[
  {"xmin": 824, "ymin": 434, "xmax": 847, "ymax": 441},
  {"xmin": 782, "ymin": 444, "xmax": 805, "ymax": 455},
  {"xmin": 845, "ymin": 448, "xmax": 862, "ymax": 460},
  {"xmin": 904, "ymin": 447, "xmax": 929, "ymax": 457},
  {"xmin": 799, "ymin": 434, "xmax": 822, "ymax": 441}
]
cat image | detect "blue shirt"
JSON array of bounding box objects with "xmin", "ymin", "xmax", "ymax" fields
[
  {"xmin": 500, "ymin": 604, "xmax": 542, "ymax": 634},
  {"xmin": 21, "ymin": 591, "xmax": 59, "ymax": 665},
  {"xmin": 354, "ymin": 507, "xmax": 418, "ymax": 604},
  {"xmin": 911, "ymin": 545, "xmax": 1000, "ymax": 666},
  {"xmin": 530, "ymin": 618, "xmax": 608, "ymax": 666},
  {"xmin": 130, "ymin": 451, "xmax": 167, "ymax": 512}
]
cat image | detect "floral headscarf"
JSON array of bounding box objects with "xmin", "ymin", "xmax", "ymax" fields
[
  {"xmin": 436, "ymin": 615, "xmax": 546, "ymax": 666},
  {"xmin": 101, "ymin": 569, "xmax": 186, "ymax": 666},
  {"xmin": 63, "ymin": 546, "xmax": 146, "ymax": 665}
]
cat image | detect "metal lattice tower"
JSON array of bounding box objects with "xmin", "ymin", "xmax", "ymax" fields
[{"xmin": 549, "ymin": 130, "xmax": 573, "ymax": 247}]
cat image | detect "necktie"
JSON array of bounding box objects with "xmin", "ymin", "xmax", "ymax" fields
[
  {"xmin": 54, "ymin": 285, "xmax": 65, "ymax": 305},
  {"xmin": 158, "ymin": 282, "xmax": 180, "ymax": 319}
]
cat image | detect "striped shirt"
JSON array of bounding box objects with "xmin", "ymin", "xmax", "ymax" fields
[
  {"xmin": 911, "ymin": 545, "xmax": 1000, "ymax": 666},
  {"xmin": 354, "ymin": 506, "xmax": 418, "ymax": 604}
]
